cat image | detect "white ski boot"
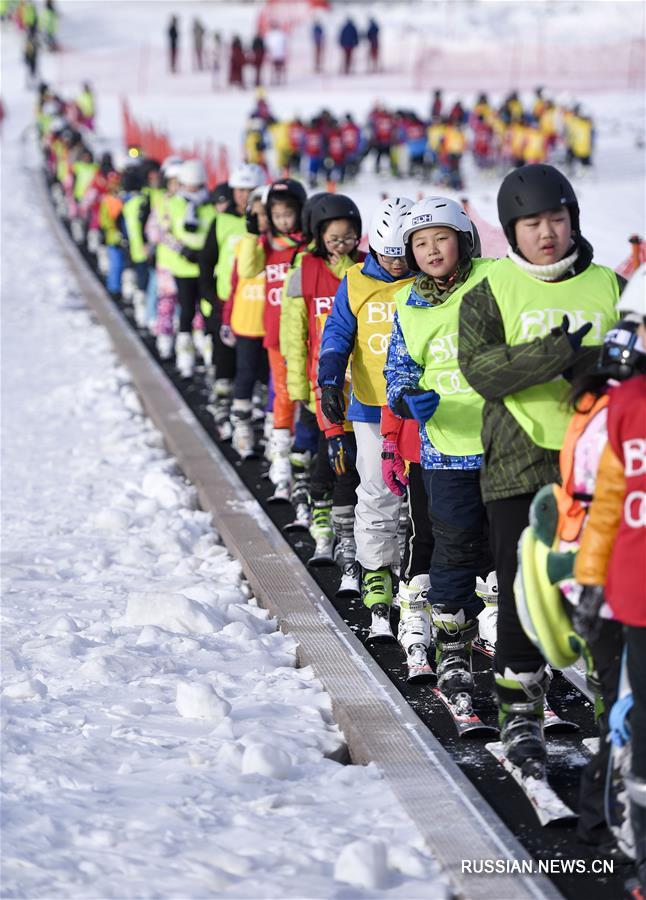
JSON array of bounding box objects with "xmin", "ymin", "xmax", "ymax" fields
[
  {"xmin": 397, "ymin": 574, "xmax": 433, "ymax": 682},
  {"xmin": 308, "ymin": 498, "xmax": 335, "ymax": 566},
  {"xmin": 156, "ymin": 332, "xmax": 174, "ymax": 360},
  {"xmin": 133, "ymin": 289, "xmax": 148, "ymax": 329},
  {"xmin": 268, "ymin": 428, "xmax": 292, "ymax": 503},
  {"xmin": 476, "ymin": 571, "xmax": 498, "ymax": 657},
  {"xmin": 192, "ymin": 327, "xmax": 206, "ymax": 360},
  {"xmin": 231, "ymin": 400, "xmax": 255, "ymax": 460},
  {"xmin": 71, "ymin": 217, "xmax": 85, "ymax": 245},
  {"xmin": 175, "ymin": 332, "xmax": 195, "ymax": 379},
  {"xmin": 208, "ymin": 379, "xmax": 233, "ymax": 441},
  {"xmin": 200, "ymin": 333, "xmax": 214, "ymax": 371},
  {"xmin": 333, "ymin": 505, "xmax": 361, "ymax": 599},
  {"xmin": 97, "ymin": 245, "xmax": 109, "ymax": 276},
  {"xmin": 121, "ymin": 267, "xmax": 137, "ymax": 303},
  {"xmin": 87, "ymin": 229, "xmax": 101, "ymax": 255}
]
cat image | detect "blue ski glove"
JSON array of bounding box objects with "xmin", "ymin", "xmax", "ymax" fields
[
  {"xmin": 327, "ymin": 434, "xmax": 356, "ymax": 475},
  {"xmin": 553, "ymin": 315, "xmax": 593, "ymax": 353},
  {"xmin": 402, "ymin": 390, "xmax": 440, "ymax": 425}
]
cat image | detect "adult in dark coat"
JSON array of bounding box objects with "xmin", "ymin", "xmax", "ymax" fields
[
  {"xmin": 250, "ymin": 34, "xmax": 265, "ymax": 87},
  {"xmin": 312, "ymin": 20, "xmax": 324, "ymax": 73},
  {"xmin": 229, "ymin": 36, "xmax": 246, "ymax": 87},
  {"xmin": 366, "ymin": 18, "xmax": 380, "ymax": 72},
  {"xmin": 168, "ymin": 16, "xmax": 179, "ymax": 73},
  {"xmin": 338, "ymin": 18, "xmax": 358, "ymax": 75}
]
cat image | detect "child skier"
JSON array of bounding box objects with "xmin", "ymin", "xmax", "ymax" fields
[
  {"xmin": 385, "ymin": 196, "xmax": 494, "ymax": 708},
  {"xmin": 458, "ymin": 163, "xmax": 622, "ymax": 773},
  {"xmin": 222, "ymin": 186, "xmax": 269, "ymax": 459},
  {"xmin": 283, "ymin": 193, "xmax": 363, "ymax": 572},
  {"xmin": 236, "ymin": 178, "xmax": 307, "ymax": 490},
  {"xmin": 318, "ymin": 197, "xmax": 416, "ymax": 621},
  {"xmin": 574, "ymin": 326, "xmax": 646, "ymax": 892},
  {"xmin": 198, "ymin": 162, "xmax": 266, "ymax": 438}
]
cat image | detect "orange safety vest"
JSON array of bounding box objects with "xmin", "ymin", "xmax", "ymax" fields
[{"xmin": 555, "ymin": 392, "xmax": 609, "ymax": 542}]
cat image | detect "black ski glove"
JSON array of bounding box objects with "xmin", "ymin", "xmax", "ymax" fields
[
  {"xmin": 571, "ymin": 585, "xmax": 604, "ymax": 645},
  {"xmin": 320, "ymin": 384, "xmax": 345, "ymax": 425},
  {"xmin": 180, "ymin": 246, "xmax": 199, "ymax": 264},
  {"xmin": 245, "ymin": 208, "xmax": 260, "ymax": 235},
  {"xmin": 552, "ymin": 315, "xmax": 593, "ymax": 353}
]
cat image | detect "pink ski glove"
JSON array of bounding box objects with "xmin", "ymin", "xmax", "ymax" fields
[{"xmin": 381, "ymin": 440, "xmax": 408, "ymax": 496}]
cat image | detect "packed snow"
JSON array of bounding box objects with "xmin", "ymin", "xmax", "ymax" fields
[{"xmin": 1, "ymin": 21, "xmax": 448, "ymax": 900}]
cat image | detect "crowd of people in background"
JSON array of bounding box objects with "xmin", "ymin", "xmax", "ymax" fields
[
  {"xmin": 2, "ymin": 0, "xmax": 60, "ymax": 85},
  {"xmin": 241, "ymin": 86, "xmax": 595, "ymax": 191},
  {"xmin": 162, "ymin": 12, "xmax": 381, "ymax": 89}
]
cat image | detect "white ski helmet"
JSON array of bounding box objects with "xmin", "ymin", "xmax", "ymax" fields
[
  {"xmin": 402, "ymin": 196, "xmax": 477, "ymax": 270},
  {"xmin": 179, "ymin": 158, "xmax": 207, "ymax": 187},
  {"xmin": 161, "ymin": 155, "xmax": 184, "ymax": 181},
  {"xmin": 368, "ymin": 196, "xmax": 414, "ymax": 257},
  {"xmin": 229, "ymin": 162, "xmax": 266, "ymax": 190}
]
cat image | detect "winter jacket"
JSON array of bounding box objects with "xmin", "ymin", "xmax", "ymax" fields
[
  {"xmin": 458, "ymin": 240, "xmax": 624, "ymax": 502},
  {"xmin": 575, "ymin": 375, "xmax": 646, "ymax": 626},
  {"xmin": 339, "ymin": 20, "xmax": 359, "ymax": 50},
  {"xmin": 319, "ymin": 253, "xmax": 413, "ymax": 424},
  {"xmin": 283, "ymin": 252, "xmax": 361, "ymax": 435},
  {"xmin": 384, "ymin": 263, "xmax": 487, "ymax": 472}
]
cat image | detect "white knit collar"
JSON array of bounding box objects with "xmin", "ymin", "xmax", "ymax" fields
[{"xmin": 507, "ymin": 245, "xmax": 580, "ymax": 282}]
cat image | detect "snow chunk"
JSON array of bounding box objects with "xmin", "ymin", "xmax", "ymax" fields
[
  {"xmin": 176, "ymin": 681, "xmax": 231, "ymax": 721},
  {"xmin": 121, "ymin": 591, "xmax": 224, "ymax": 634},
  {"xmin": 3, "ymin": 677, "xmax": 48, "ymax": 700},
  {"xmin": 241, "ymin": 743, "xmax": 293, "ymax": 779},
  {"xmin": 40, "ymin": 614, "xmax": 80, "ymax": 635},
  {"xmin": 141, "ymin": 471, "xmax": 194, "ymax": 510},
  {"xmin": 334, "ymin": 839, "xmax": 390, "ymax": 890},
  {"xmin": 94, "ymin": 508, "xmax": 130, "ymax": 531}
]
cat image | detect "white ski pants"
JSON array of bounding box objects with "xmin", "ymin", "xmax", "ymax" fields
[{"xmin": 353, "ymin": 420, "xmax": 402, "ymax": 570}]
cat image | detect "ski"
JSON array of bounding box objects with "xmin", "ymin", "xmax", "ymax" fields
[
  {"xmin": 486, "ymin": 741, "xmax": 578, "ymax": 826},
  {"xmin": 283, "ymin": 512, "xmax": 311, "ymax": 534},
  {"xmin": 365, "ymin": 605, "xmax": 396, "ymax": 644},
  {"xmin": 473, "ymin": 636, "xmax": 494, "ymax": 658},
  {"xmin": 267, "ymin": 483, "xmax": 291, "ymax": 504},
  {"xmin": 543, "ymin": 698, "xmax": 579, "ymax": 733},
  {"xmin": 406, "ymin": 646, "xmax": 436, "ymax": 684},
  {"xmin": 432, "ymin": 688, "xmax": 498, "ymax": 738}
]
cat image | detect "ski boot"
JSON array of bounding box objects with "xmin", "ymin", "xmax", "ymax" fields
[
  {"xmin": 175, "ymin": 332, "xmax": 195, "ymax": 379},
  {"xmin": 208, "ymin": 378, "xmax": 233, "ymax": 441},
  {"xmin": 284, "ymin": 450, "xmax": 311, "ymax": 532},
  {"xmin": 121, "ymin": 267, "xmax": 137, "ymax": 304},
  {"xmin": 87, "ymin": 228, "xmax": 101, "ymax": 256},
  {"xmin": 133, "ymin": 288, "xmax": 148, "ymax": 329},
  {"xmin": 192, "ymin": 327, "xmax": 206, "ymax": 362},
  {"xmin": 431, "ymin": 606, "xmax": 479, "ymax": 715},
  {"xmin": 397, "ymin": 575, "xmax": 433, "ymax": 682},
  {"xmin": 332, "ymin": 505, "xmax": 360, "ymax": 599},
  {"xmin": 475, "ymin": 571, "xmax": 498, "ymax": 657},
  {"xmin": 252, "ymin": 383, "xmax": 268, "ymax": 424},
  {"xmin": 363, "ymin": 568, "xmax": 395, "ymax": 643},
  {"xmin": 71, "ymin": 217, "xmax": 85, "ymax": 245},
  {"xmin": 231, "ymin": 400, "xmax": 255, "ymax": 460},
  {"xmin": 308, "ymin": 498, "xmax": 335, "ymax": 566},
  {"xmin": 267, "ymin": 428, "xmax": 292, "ymax": 503},
  {"xmin": 263, "ymin": 412, "xmax": 274, "ymax": 459},
  {"xmin": 156, "ymin": 332, "xmax": 174, "ymax": 361},
  {"xmin": 200, "ymin": 333, "xmax": 214, "ymax": 372},
  {"xmin": 495, "ymin": 666, "xmax": 550, "ymax": 777}
]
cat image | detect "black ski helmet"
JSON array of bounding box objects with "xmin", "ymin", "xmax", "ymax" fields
[
  {"xmin": 301, "ymin": 192, "xmax": 328, "ymax": 243},
  {"xmin": 308, "ymin": 193, "xmax": 362, "ymax": 253},
  {"xmin": 266, "ymin": 178, "xmax": 307, "ymax": 234},
  {"xmin": 596, "ymin": 314, "xmax": 646, "ymax": 380},
  {"xmin": 497, "ymin": 164, "xmax": 580, "ymax": 247}
]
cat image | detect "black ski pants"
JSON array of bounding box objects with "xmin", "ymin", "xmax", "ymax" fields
[{"xmin": 400, "ymin": 462, "xmax": 434, "ymax": 583}]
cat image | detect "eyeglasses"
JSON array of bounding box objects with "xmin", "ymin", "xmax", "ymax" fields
[{"xmin": 326, "ymin": 235, "xmax": 357, "ymax": 247}]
